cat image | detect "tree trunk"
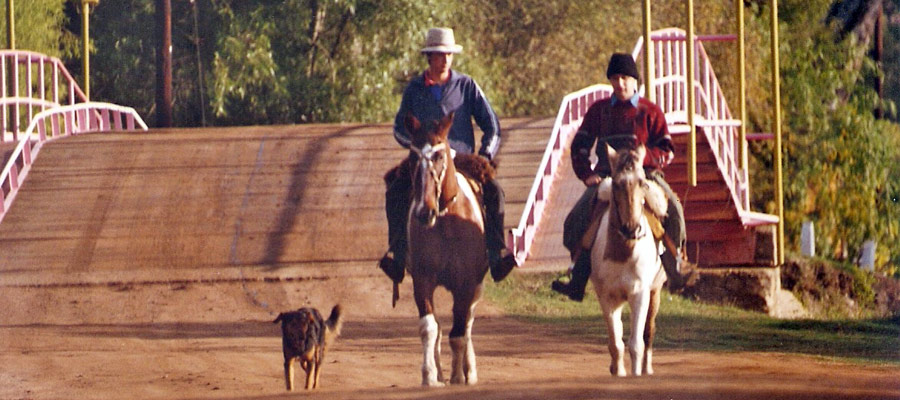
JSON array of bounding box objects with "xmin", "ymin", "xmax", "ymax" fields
[{"xmin": 306, "ymin": 0, "xmax": 327, "ymax": 78}]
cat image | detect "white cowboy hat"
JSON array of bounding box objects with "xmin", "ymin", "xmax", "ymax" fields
[{"xmin": 420, "ymin": 27, "xmax": 463, "ymax": 54}]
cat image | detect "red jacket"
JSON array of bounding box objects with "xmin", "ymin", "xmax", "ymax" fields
[{"xmin": 571, "ymin": 95, "xmax": 674, "ymax": 180}]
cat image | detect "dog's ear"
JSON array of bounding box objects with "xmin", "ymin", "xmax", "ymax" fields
[{"xmin": 273, "ymin": 313, "xmax": 284, "ymax": 324}]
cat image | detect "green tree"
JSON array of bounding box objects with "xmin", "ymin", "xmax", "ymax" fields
[{"xmin": 0, "ymin": 0, "xmax": 77, "ymax": 57}]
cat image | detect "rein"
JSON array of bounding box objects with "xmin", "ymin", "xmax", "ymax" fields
[
  {"xmin": 410, "ymin": 142, "xmax": 457, "ymax": 217},
  {"xmin": 611, "ymin": 175, "xmax": 647, "ymax": 241}
]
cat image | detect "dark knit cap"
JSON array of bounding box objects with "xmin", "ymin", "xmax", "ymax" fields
[{"xmin": 606, "ymin": 53, "xmax": 640, "ymax": 80}]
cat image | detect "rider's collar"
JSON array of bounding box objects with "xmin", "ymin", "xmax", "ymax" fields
[{"xmin": 610, "ymin": 93, "xmax": 640, "ymax": 107}]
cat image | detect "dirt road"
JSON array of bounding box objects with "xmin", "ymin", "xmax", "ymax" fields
[{"xmin": 1, "ymin": 263, "xmax": 898, "ymax": 400}]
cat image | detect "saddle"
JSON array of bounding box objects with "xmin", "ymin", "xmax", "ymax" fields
[
  {"xmin": 578, "ymin": 201, "xmax": 667, "ymax": 250},
  {"xmin": 384, "ymin": 153, "xmax": 495, "ymax": 188},
  {"xmin": 381, "ymin": 153, "xmax": 496, "ymax": 306}
]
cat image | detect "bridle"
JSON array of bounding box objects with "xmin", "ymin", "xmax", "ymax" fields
[
  {"xmin": 410, "ymin": 141, "xmax": 457, "ymax": 218},
  {"xmin": 610, "ymin": 164, "xmax": 648, "ymax": 241}
]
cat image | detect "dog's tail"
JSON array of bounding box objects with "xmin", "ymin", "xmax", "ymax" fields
[{"xmin": 324, "ymin": 304, "xmax": 343, "ymax": 347}]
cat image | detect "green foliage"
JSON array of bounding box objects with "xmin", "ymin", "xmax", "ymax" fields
[
  {"xmin": 0, "ymin": 0, "xmax": 77, "ymax": 57},
  {"xmin": 744, "ymin": 1, "xmax": 900, "ymax": 270},
  {"xmin": 88, "ymin": 1, "xmax": 156, "ymax": 122}
]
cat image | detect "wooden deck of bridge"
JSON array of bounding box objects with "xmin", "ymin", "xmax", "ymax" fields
[{"xmin": 0, "ymin": 118, "xmax": 576, "ymax": 286}]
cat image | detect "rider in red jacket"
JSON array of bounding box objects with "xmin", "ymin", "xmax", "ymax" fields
[{"xmin": 551, "ymin": 53, "xmax": 685, "ymax": 301}]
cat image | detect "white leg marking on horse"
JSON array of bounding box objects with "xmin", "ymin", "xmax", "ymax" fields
[
  {"xmin": 419, "ymin": 314, "xmax": 444, "ymax": 386},
  {"xmin": 644, "ymin": 348, "xmax": 654, "ymax": 375},
  {"xmin": 434, "ymin": 325, "xmax": 444, "ymax": 383},
  {"xmin": 464, "ymin": 284, "xmax": 482, "ymax": 384},
  {"xmin": 629, "ymin": 293, "xmax": 650, "ymax": 376},
  {"xmin": 605, "ymin": 304, "xmax": 626, "ymax": 377}
]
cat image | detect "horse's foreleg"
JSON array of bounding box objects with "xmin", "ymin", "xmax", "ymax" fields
[
  {"xmin": 419, "ymin": 314, "xmax": 444, "ymax": 387},
  {"xmin": 449, "ymin": 284, "xmax": 481, "ymax": 385},
  {"xmin": 465, "ymin": 284, "xmax": 483, "ymax": 384},
  {"xmin": 643, "ymin": 288, "xmax": 661, "ymax": 376},
  {"xmin": 602, "ymin": 303, "xmax": 626, "ymax": 377},
  {"xmin": 628, "ymin": 292, "xmax": 651, "ymax": 377}
]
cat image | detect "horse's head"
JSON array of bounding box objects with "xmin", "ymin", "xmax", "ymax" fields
[
  {"xmin": 606, "ymin": 144, "xmax": 651, "ymax": 241},
  {"xmin": 406, "ymin": 112, "xmax": 455, "ymax": 228}
]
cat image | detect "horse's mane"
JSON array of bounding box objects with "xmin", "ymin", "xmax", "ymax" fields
[
  {"xmin": 643, "ymin": 180, "xmax": 668, "ymax": 219},
  {"xmin": 595, "ymin": 177, "xmax": 613, "ymax": 202}
]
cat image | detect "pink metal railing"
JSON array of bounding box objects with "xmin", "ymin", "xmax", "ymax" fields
[
  {"xmin": 632, "ymin": 28, "xmax": 769, "ymax": 223},
  {"xmin": 0, "ymin": 50, "xmax": 148, "ymax": 224},
  {"xmin": 1, "ymin": 50, "xmax": 88, "ymax": 142},
  {"xmin": 507, "ymin": 84, "xmax": 614, "ymax": 264},
  {"xmin": 509, "ymin": 28, "xmax": 775, "ymax": 266},
  {"xmin": 1, "ymin": 103, "xmax": 148, "ymax": 223}
]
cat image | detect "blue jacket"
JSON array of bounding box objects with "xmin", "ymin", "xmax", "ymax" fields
[{"xmin": 393, "ymin": 70, "xmax": 501, "ymax": 160}]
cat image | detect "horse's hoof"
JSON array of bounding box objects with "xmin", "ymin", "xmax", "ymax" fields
[{"xmin": 423, "ymin": 380, "xmax": 446, "ymax": 387}]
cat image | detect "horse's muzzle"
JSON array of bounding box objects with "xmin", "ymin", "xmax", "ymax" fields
[
  {"xmin": 618, "ymin": 224, "xmax": 644, "ymax": 241},
  {"xmin": 415, "ymin": 209, "xmax": 438, "ymax": 228}
]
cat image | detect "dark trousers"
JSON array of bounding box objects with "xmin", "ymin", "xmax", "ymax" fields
[
  {"xmin": 563, "ymin": 170, "xmax": 685, "ymax": 283},
  {"xmin": 385, "ymin": 172, "xmax": 506, "ymax": 270}
]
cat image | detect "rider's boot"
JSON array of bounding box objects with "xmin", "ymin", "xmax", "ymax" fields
[
  {"xmin": 378, "ymin": 181, "xmax": 410, "ymax": 284},
  {"xmin": 488, "ymin": 246, "xmax": 517, "ymax": 282},
  {"xmin": 551, "ymin": 250, "xmax": 591, "ymax": 302},
  {"xmin": 483, "ymin": 179, "xmax": 517, "ymax": 282}
]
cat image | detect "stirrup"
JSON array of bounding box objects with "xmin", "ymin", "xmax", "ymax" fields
[{"xmin": 377, "ymin": 251, "xmax": 404, "ymax": 284}]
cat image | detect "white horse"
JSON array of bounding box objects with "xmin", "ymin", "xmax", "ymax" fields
[{"xmin": 590, "ymin": 144, "xmax": 668, "ymax": 377}]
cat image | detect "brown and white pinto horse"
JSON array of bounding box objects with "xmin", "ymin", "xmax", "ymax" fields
[
  {"xmin": 590, "ymin": 144, "xmax": 668, "ymax": 377},
  {"xmin": 405, "ymin": 112, "xmax": 488, "ymax": 386}
]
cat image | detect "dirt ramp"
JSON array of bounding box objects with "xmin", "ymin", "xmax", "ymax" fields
[{"xmin": 0, "ymin": 124, "xmax": 406, "ymax": 279}]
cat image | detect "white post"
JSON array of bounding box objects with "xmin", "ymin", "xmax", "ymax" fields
[
  {"xmin": 800, "ymin": 221, "xmax": 815, "ymax": 257},
  {"xmin": 859, "ymin": 240, "xmax": 876, "ymax": 271}
]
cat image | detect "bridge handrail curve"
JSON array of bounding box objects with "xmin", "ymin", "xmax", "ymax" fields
[
  {"xmin": 508, "ymin": 83, "xmax": 613, "ymax": 264},
  {"xmin": 1, "ymin": 102, "xmax": 148, "ymax": 223},
  {"xmin": 1, "ymin": 50, "xmax": 88, "ymax": 142},
  {"xmin": 633, "ymin": 28, "xmax": 753, "ymax": 215}
]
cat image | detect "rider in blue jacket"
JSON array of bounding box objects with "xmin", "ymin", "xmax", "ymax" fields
[{"xmin": 379, "ymin": 27, "xmax": 517, "ymax": 284}]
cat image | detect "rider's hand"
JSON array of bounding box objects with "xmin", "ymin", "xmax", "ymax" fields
[
  {"xmin": 583, "ymin": 174, "xmax": 603, "ymax": 186},
  {"xmin": 659, "ymin": 150, "xmax": 675, "ymax": 168}
]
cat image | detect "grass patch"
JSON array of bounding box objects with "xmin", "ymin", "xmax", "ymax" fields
[{"xmin": 485, "ymin": 271, "xmax": 900, "ymax": 365}]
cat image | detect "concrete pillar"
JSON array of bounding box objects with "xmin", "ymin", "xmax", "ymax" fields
[
  {"xmin": 800, "ymin": 221, "xmax": 815, "ymax": 257},
  {"xmin": 859, "ymin": 240, "xmax": 876, "ymax": 271}
]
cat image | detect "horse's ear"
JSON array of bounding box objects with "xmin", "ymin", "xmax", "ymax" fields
[
  {"xmin": 405, "ymin": 112, "xmax": 421, "ymax": 137},
  {"xmin": 437, "ymin": 112, "xmax": 454, "ymax": 138},
  {"xmin": 606, "ymin": 143, "xmax": 617, "ymax": 171},
  {"xmin": 635, "ymin": 144, "xmax": 647, "ymax": 164}
]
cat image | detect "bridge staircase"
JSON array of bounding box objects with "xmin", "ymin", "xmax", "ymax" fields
[{"xmin": 509, "ymin": 28, "xmax": 779, "ymax": 270}]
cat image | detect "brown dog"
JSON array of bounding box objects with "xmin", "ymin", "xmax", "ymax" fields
[{"xmin": 273, "ymin": 304, "xmax": 343, "ymax": 390}]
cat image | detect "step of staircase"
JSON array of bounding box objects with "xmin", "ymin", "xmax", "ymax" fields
[{"xmin": 662, "ymin": 127, "xmax": 777, "ymax": 267}]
